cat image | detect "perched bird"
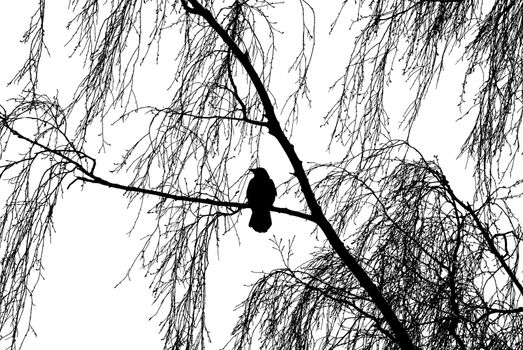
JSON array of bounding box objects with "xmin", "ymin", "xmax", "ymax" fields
[{"xmin": 246, "ymin": 167, "xmax": 276, "ymax": 233}]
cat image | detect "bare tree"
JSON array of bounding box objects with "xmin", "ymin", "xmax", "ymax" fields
[{"xmin": 1, "ymin": 1, "xmax": 522, "ymax": 350}]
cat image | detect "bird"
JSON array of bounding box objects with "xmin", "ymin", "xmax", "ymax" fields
[{"xmin": 246, "ymin": 167, "xmax": 276, "ymax": 233}]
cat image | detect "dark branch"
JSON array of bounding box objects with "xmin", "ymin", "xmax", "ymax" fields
[
  {"xmin": 76, "ymin": 175, "xmax": 314, "ymax": 222},
  {"xmin": 181, "ymin": 1, "xmax": 418, "ymax": 349}
]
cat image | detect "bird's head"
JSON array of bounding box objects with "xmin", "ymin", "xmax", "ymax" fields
[{"xmin": 249, "ymin": 167, "xmax": 269, "ymax": 177}]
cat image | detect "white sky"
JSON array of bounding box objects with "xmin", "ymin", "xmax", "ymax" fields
[{"xmin": 0, "ymin": 1, "xmax": 483, "ymax": 349}]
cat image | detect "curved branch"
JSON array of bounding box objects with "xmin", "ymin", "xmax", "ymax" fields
[{"xmin": 181, "ymin": 1, "xmax": 417, "ymax": 349}]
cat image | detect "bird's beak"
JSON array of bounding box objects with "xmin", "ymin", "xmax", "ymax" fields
[{"xmin": 248, "ymin": 168, "xmax": 254, "ymax": 172}]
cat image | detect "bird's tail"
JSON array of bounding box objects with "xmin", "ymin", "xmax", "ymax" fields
[{"xmin": 249, "ymin": 209, "xmax": 272, "ymax": 233}]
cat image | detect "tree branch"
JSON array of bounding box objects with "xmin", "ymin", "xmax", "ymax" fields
[
  {"xmin": 181, "ymin": 1, "xmax": 417, "ymax": 349},
  {"xmin": 76, "ymin": 175, "xmax": 313, "ymax": 222}
]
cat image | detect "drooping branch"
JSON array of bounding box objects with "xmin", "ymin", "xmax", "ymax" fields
[
  {"xmin": 330, "ymin": 0, "xmax": 523, "ymax": 195},
  {"xmin": 10, "ymin": 0, "xmax": 47, "ymax": 96},
  {"xmin": 0, "ymin": 100, "xmax": 69, "ymax": 350}
]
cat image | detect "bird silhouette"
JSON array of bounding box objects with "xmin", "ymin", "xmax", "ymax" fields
[{"xmin": 247, "ymin": 168, "xmax": 276, "ymax": 233}]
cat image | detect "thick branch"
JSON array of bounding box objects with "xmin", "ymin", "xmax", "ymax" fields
[{"xmin": 181, "ymin": 1, "xmax": 417, "ymax": 349}]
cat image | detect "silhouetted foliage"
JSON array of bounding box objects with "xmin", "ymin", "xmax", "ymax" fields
[
  {"xmin": 1, "ymin": 1, "xmax": 522, "ymax": 350},
  {"xmin": 332, "ymin": 0, "xmax": 523, "ymax": 194}
]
